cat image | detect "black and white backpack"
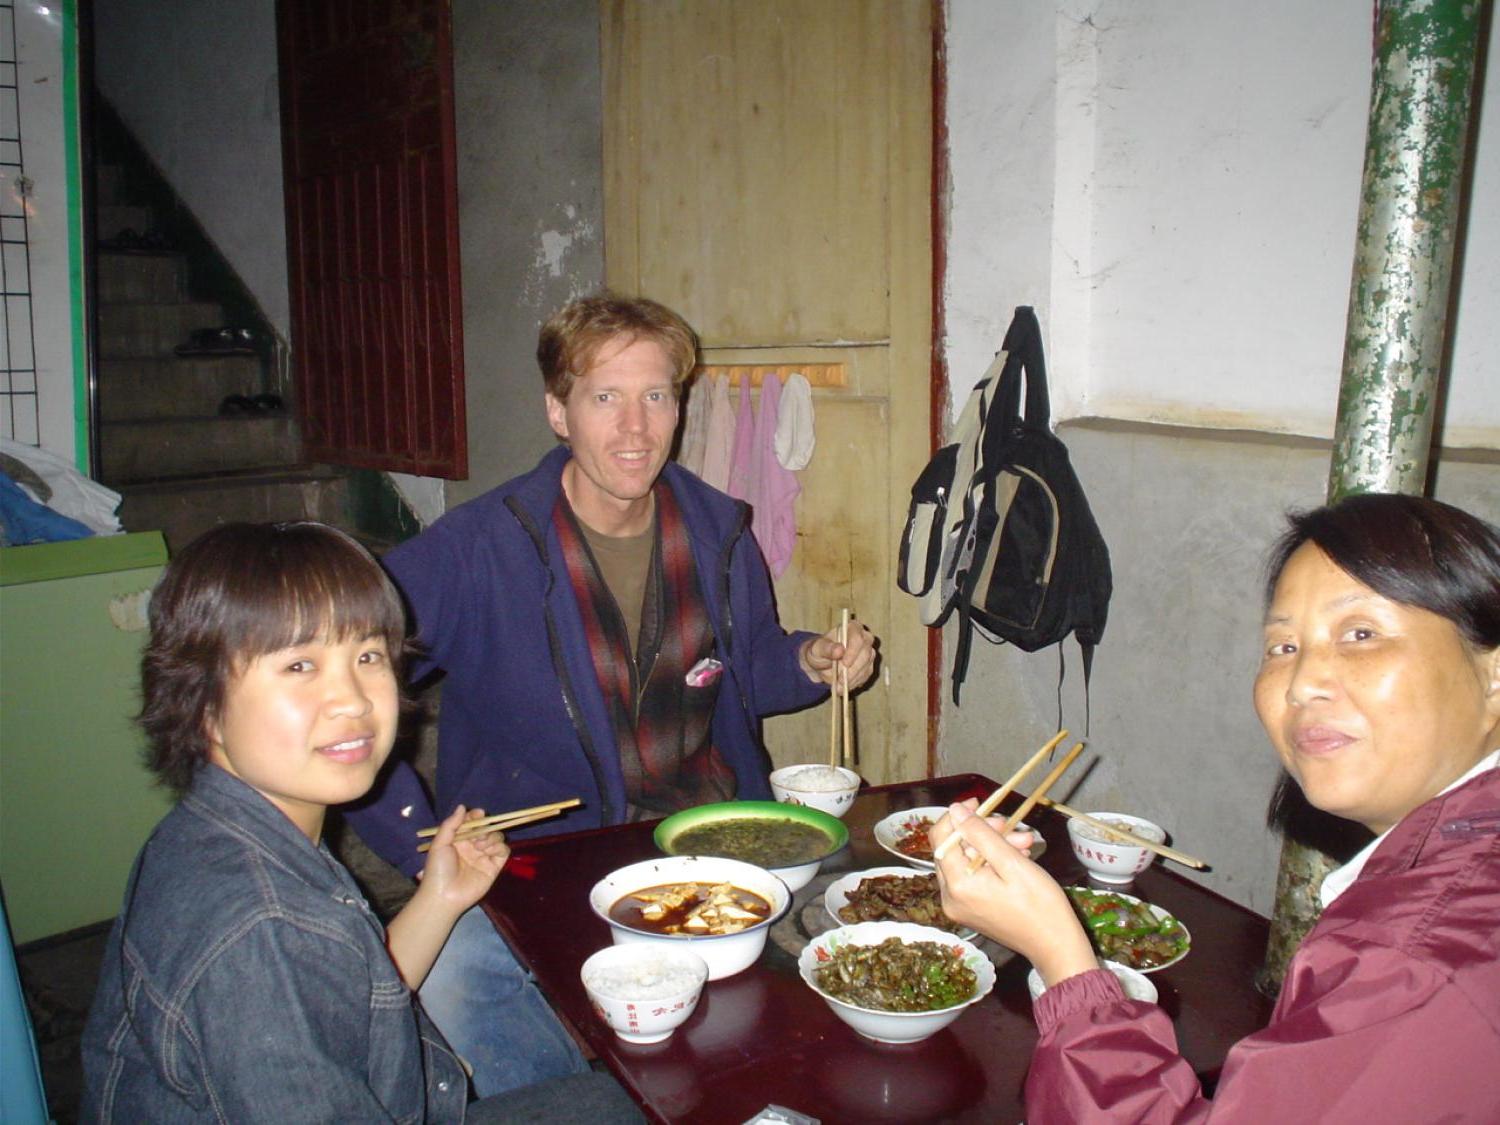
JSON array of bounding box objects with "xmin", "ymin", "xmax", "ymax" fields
[{"xmin": 899, "ymin": 306, "xmax": 1112, "ymax": 706}]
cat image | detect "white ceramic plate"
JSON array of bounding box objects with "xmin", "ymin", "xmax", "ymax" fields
[
  {"xmin": 1063, "ymin": 886, "xmax": 1191, "ymax": 974},
  {"xmin": 822, "ymin": 866, "xmax": 978, "ymax": 940},
  {"xmin": 873, "ymin": 806, "xmax": 1045, "ymax": 870}
]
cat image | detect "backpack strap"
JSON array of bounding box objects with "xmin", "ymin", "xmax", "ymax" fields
[{"xmin": 995, "ymin": 306, "xmax": 1049, "ymax": 431}]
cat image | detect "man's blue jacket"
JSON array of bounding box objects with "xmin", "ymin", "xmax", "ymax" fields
[{"xmin": 345, "ymin": 446, "xmax": 825, "ymax": 876}]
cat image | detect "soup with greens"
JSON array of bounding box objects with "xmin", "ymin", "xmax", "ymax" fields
[{"xmin": 668, "ymin": 817, "xmax": 833, "ymax": 867}]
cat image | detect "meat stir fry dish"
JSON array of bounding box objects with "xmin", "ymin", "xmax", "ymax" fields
[
  {"xmin": 836, "ymin": 873, "xmax": 963, "ymax": 933},
  {"xmin": 813, "ymin": 936, "xmax": 978, "ymax": 1012}
]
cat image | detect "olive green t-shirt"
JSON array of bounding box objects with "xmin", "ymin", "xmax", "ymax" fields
[{"xmin": 578, "ymin": 519, "xmax": 654, "ymax": 659}]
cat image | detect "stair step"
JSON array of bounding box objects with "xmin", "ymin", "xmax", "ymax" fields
[
  {"xmin": 96, "ymin": 204, "xmax": 156, "ymax": 242},
  {"xmin": 95, "ymin": 163, "xmax": 128, "ymax": 205},
  {"xmin": 99, "ymin": 356, "xmax": 268, "ymax": 421},
  {"xmin": 97, "ymin": 252, "xmax": 189, "ymax": 304},
  {"xmin": 99, "ymin": 416, "xmax": 301, "ymax": 483},
  {"xmin": 97, "ymin": 301, "xmax": 227, "ymax": 358},
  {"xmin": 116, "ymin": 468, "xmax": 352, "ymax": 554}
]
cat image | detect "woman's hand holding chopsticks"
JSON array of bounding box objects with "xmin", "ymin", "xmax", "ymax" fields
[
  {"xmin": 932, "ymin": 802, "xmax": 1097, "ymax": 990},
  {"xmin": 417, "ymin": 804, "xmax": 510, "ymax": 903},
  {"xmin": 387, "ymin": 805, "xmax": 509, "ymax": 991}
]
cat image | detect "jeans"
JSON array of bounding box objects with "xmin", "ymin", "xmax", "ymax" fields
[
  {"xmin": 419, "ymin": 905, "xmax": 589, "ymax": 1098},
  {"xmin": 467, "ymin": 1071, "xmax": 645, "ymax": 1124}
]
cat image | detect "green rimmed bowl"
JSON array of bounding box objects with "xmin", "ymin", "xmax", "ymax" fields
[{"xmin": 655, "ymin": 800, "xmax": 849, "ymax": 892}]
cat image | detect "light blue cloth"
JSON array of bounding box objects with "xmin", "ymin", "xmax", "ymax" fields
[
  {"xmin": 418, "ymin": 905, "xmax": 589, "ymax": 1097},
  {"xmin": 1, "ymin": 892, "xmax": 50, "ymax": 1124}
]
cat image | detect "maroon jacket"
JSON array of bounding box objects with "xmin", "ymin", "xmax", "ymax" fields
[{"xmin": 1027, "ymin": 766, "xmax": 1500, "ymax": 1123}]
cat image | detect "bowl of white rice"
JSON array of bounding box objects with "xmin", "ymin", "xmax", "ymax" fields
[
  {"xmin": 580, "ymin": 943, "xmax": 709, "ymax": 1044},
  {"xmin": 769, "ymin": 764, "xmax": 861, "ymax": 818},
  {"xmin": 1067, "ymin": 812, "xmax": 1167, "ymax": 886}
]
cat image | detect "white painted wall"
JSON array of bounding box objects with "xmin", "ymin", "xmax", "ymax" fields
[
  {"xmin": 946, "ymin": 0, "xmax": 1500, "ymax": 445},
  {"xmin": 7, "ymin": 2, "xmax": 79, "ymax": 461},
  {"xmin": 941, "ymin": 0, "xmax": 1500, "ymax": 913}
]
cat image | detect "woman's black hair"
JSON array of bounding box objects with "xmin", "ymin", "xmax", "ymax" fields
[
  {"xmin": 1264, "ymin": 492, "xmax": 1500, "ymax": 649},
  {"xmin": 139, "ymin": 521, "xmax": 410, "ymax": 794}
]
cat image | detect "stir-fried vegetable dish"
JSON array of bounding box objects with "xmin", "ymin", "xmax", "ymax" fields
[
  {"xmin": 813, "ymin": 936, "xmax": 977, "ymax": 1012},
  {"xmin": 836, "ymin": 873, "xmax": 962, "ymax": 933},
  {"xmin": 1065, "ymin": 886, "xmax": 1189, "ymax": 970}
]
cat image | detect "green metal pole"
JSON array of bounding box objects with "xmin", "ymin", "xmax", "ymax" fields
[{"xmin": 1260, "ymin": 0, "xmax": 1485, "ymax": 994}]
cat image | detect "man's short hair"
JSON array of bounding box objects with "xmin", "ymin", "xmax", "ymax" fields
[
  {"xmin": 139, "ymin": 522, "xmax": 409, "ymax": 794},
  {"xmin": 537, "ymin": 293, "xmax": 699, "ymax": 402}
]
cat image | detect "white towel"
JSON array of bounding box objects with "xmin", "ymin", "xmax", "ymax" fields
[{"xmin": 774, "ymin": 372, "xmax": 815, "ymax": 470}]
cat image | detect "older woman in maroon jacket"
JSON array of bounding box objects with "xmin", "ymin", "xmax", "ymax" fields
[{"xmin": 935, "ymin": 493, "xmax": 1500, "ymax": 1123}]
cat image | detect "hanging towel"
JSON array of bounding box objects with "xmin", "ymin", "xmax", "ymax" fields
[
  {"xmin": 750, "ymin": 374, "xmax": 801, "ymax": 576},
  {"xmin": 699, "ymin": 373, "xmax": 736, "ymax": 492},
  {"xmin": 774, "ymin": 371, "xmax": 815, "ymax": 470},
  {"xmin": 727, "ymin": 376, "xmax": 756, "ymax": 502},
  {"xmin": 677, "ymin": 374, "xmax": 711, "ymax": 477}
]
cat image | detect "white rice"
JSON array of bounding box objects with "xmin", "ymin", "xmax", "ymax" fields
[
  {"xmin": 584, "ymin": 955, "xmax": 703, "ymax": 1001},
  {"xmin": 778, "ymin": 765, "xmax": 855, "ymax": 793},
  {"xmin": 1076, "ymin": 817, "xmax": 1165, "ymax": 845}
]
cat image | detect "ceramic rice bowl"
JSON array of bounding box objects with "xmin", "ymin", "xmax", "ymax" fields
[
  {"xmin": 580, "ymin": 943, "xmax": 709, "ymax": 1044},
  {"xmin": 1026, "ymin": 958, "xmax": 1157, "ymax": 1005},
  {"xmin": 768, "ymin": 764, "xmax": 862, "ymax": 818},
  {"xmin": 1067, "ymin": 812, "xmax": 1167, "ymax": 885},
  {"xmin": 589, "ymin": 854, "xmax": 791, "ymax": 980},
  {"xmin": 654, "ymin": 800, "xmax": 848, "ymax": 893},
  {"xmin": 799, "ymin": 921, "xmax": 995, "ymax": 1044}
]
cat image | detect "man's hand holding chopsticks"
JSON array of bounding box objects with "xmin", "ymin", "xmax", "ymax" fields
[{"xmin": 799, "ymin": 619, "xmax": 878, "ymax": 688}]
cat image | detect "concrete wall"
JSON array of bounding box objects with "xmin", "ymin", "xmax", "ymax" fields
[
  {"xmin": 447, "ymin": 0, "xmax": 604, "ymax": 503},
  {"xmin": 93, "ymin": 0, "xmax": 290, "ymax": 341},
  {"xmin": 941, "ymin": 0, "xmax": 1500, "ymax": 913}
]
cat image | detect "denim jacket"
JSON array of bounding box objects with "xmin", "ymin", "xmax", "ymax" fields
[{"xmin": 82, "ymin": 765, "xmax": 469, "ymax": 1123}]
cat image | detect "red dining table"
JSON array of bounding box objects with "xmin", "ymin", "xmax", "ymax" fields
[{"xmin": 481, "ymin": 773, "xmax": 1274, "ymax": 1123}]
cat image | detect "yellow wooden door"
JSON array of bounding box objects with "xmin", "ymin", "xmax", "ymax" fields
[{"xmin": 602, "ymin": 0, "xmax": 932, "ymax": 783}]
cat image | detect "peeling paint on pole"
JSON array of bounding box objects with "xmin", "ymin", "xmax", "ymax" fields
[{"xmin": 1262, "ymin": 0, "xmax": 1483, "ymax": 994}]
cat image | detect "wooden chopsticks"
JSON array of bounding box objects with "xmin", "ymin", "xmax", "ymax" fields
[
  {"xmin": 415, "ymin": 797, "xmax": 580, "ymax": 853},
  {"xmin": 828, "ymin": 607, "xmax": 854, "ymax": 768},
  {"xmin": 1035, "ymin": 796, "xmax": 1208, "ymax": 870},
  {"xmin": 931, "ymin": 730, "xmax": 1070, "ymax": 863},
  {"xmin": 965, "ymin": 741, "xmax": 1086, "ymax": 872},
  {"xmin": 930, "ymin": 730, "xmax": 1208, "ymax": 873}
]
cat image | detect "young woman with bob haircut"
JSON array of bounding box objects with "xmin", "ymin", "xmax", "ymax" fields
[
  {"xmin": 934, "ymin": 492, "xmax": 1500, "ymax": 1122},
  {"xmin": 82, "ymin": 522, "xmax": 641, "ymax": 1123}
]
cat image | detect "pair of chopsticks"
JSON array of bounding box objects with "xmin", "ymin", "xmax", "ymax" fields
[
  {"xmin": 932, "ymin": 730, "xmax": 1080, "ymax": 872},
  {"xmin": 414, "ymin": 797, "xmax": 580, "ymax": 853},
  {"xmin": 931, "ymin": 731, "xmax": 1208, "ymax": 873},
  {"xmin": 827, "ymin": 607, "xmax": 854, "ymax": 768}
]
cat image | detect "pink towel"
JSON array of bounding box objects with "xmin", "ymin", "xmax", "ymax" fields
[
  {"xmin": 728, "ymin": 376, "xmax": 801, "ymax": 576},
  {"xmin": 699, "ymin": 374, "xmax": 735, "ymax": 492},
  {"xmin": 752, "ymin": 375, "xmax": 801, "ymax": 576},
  {"xmin": 727, "ymin": 377, "xmax": 756, "ymax": 502}
]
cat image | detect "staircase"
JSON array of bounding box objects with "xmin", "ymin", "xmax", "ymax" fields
[{"xmin": 93, "ymin": 147, "xmax": 355, "ymax": 554}]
